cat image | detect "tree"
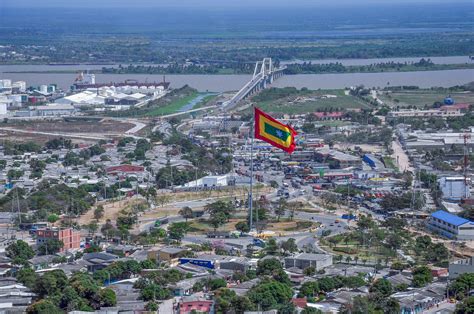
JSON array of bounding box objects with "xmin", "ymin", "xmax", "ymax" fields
[
  {"xmin": 214, "ymin": 288, "xmax": 253, "ymax": 313},
  {"xmin": 69, "ymin": 273, "xmax": 100, "ymax": 300},
  {"xmin": 247, "ymin": 280, "xmax": 293, "ymax": 311},
  {"xmin": 205, "ymin": 200, "xmax": 235, "ymax": 221},
  {"xmin": 279, "ymin": 302, "xmax": 296, "ymax": 314},
  {"xmin": 145, "ymin": 301, "xmax": 159, "ymax": 311},
  {"xmin": 59, "ymin": 286, "xmax": 84, "ymax": 311},
  {"xmin": 208, "ymin": 278, "xmax": 227, "ymax": 290},
  {"xmin": 94, "ymin": 205, "xmax": 105, "ymax": 220},
  {"xmin": 298, "ymin": 281, "xmax": 319, "ymax": 297},
  {"xmin": 265, "ymin": 238, "xmax": 279, "ymax": 255},
  {"xmin": 34, "ymin": 270, "xmax": 68, "ymax": 298},
  {"xmin": 424, "ymin": 243, "xmax": 449, "ymax": 263},
  {"xmin": 412, "ymin": 266, "xmax": 433, "ymax": 287},
  {"xmin": 280, "ymin": 238, "xmax": 298, "ymax": 254},
  {"xmin": 16, "ymin": 267, "xmax": 37, "ymax": 288},
  {"xmin": 386, "ymin": 233, "xmax": 403, "ymax": 250},
  {"xmin": 357, "ymin": 214, "xmax": 375, "ymax": 230},
  {"xmin": 380, "ymin": 297, "xmax": 401, "ymax": 314},
  {"xmin": 38, "ymin": 239, "xmax": 64, "ymax": 255},
  {"xmin": 179, "ymin": 206, "xmax": 193, "ymax": 222},
  {"xmin": 303, "ymin": 266, "xmax": 316, "ymax": 276},
  {"xmin": 6, "ymin": 240, "xmax": 35, "ymax": 264},
  {"xmin": 209, "ymin": 211, "xmax": 228, "ymax": 231},
  {"xmin": 140, "ymin": 284, "xmax": 171, "ymax": 301},
  {"xmin": 167, "ymin": 222, "xmax": 189, "ymax": 242},
  {"xmin": 449, "ymin": 273, "xmax": 474, "ymax": 300},
  {"xmin": 275, "ymin": 198, "xmax": 287, "ymax": 222},
  {"xmin": 257, "ymin": 258, "xmax": 284, "ymax": 276},
  {"xmin": 455, "ymin": 296, "xmax": 474, "ymax": 314},
  {"xmin": 141, "ymin": 259, "xmax": 157, "ymax": 269},
  {"xmin": 27, "ymin": 300, "xmax": 62, "ymax": 314},
  {"xmin": 370, "ymin": 278, "xmax": 392, "ymax": 297},
  {"xmin": 86, "ymin": 222, "xmax": 98, "ymax": 235},
  {"xmin": 287, "ymin": 202, "xmax": 301, "ymax": 221},
  {"xmin": 47, "ymin": 214, "xmax": 60, "ymax": 223},
  {"xmin": 235, "ymin": 221, "xmax": 250, "ymax": 233},
  {"xmin": 318, "ymin": 277, "xmax": 339, "ymax": 293},
  {"xmin": 98, "ymin": 288, "xmax": 117, "ymax": 307},
  {"xmin": 302, "ymin": 308, "xmax": 323, "ymax": 314}
]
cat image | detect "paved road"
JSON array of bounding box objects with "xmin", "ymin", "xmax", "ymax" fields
[
  {"xmin": 124, "ymin": 120, "xmax": 147, "ymax": 134},
  {"xmin": 159, "ymin": 105, "xmax": 216, "ymax": 119},
  {"xmin": 392, "ymin": 139, "xmax": 413, "ymax": 173}
]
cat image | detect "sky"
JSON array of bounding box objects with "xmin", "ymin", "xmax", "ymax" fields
[{"xmin": 1, "ymin": 0, "xmax": 469, "ymax": 8}]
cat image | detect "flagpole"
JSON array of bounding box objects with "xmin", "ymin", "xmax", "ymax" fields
[{"xmin": 249, "ymin": 106, "xmax": 254, "ymax": 231}]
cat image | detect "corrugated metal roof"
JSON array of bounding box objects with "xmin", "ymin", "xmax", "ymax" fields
[{"xmin": 431, "ymin": 210, "xmax": 471, "ymax": 226}]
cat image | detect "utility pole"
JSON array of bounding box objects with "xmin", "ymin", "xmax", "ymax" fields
[{"xmin": 460, "ymin": 132, "xmax": 471, "ymax": 199}]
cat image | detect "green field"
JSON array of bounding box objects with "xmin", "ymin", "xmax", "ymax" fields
[
  {"xmin": 254, "ymin": 89, "xmax": 371, "ymax": 114},
  {"xmin": 377, "ymin": 90, "xmax": 474, "ymax": 108},
  {"xmin": 193, "ymin": 94, "xmax": 218, "ymax": 109},
  {"xmin": 143, "ymin": 92, "xmax": 199, "ymax": 116}
]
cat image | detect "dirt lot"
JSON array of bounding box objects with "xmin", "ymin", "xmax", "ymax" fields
[
  {"xmin": 76, "ymin": 197, "xmax": 147, "ymax": 226},
  {"xmin": 0, "ymin": 129, "xmax": 98, "ymax": 145},
  {"xmin": 4, "ymin": 119, "xmax": 134, "ymax": 134}
]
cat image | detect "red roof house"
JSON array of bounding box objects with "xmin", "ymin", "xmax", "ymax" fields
[
  {"xmin": 313, "ymin": 111, "xmax": 346, "ymax": 120},
  {"xmin": 106, "ymin": 165, "xmax": 144, "ymax": 174},
  {"xmin": 291, "ymin": 297, "xmax": 308, "ymax": 309}
]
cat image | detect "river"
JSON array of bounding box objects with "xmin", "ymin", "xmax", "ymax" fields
[
  {"xmin": 0, "ymin": 59, "xmax": 473, "ymax": 91},
  {"xmin": 1, "ymin": 69, "xmax": 472, "ymax": 92}
]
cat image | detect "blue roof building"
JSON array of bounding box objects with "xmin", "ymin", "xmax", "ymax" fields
[{"xmin": 427, "ymin": 210, "xmax": 474, "ymax": 240}]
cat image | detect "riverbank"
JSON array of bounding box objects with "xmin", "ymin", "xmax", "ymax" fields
[{"xmin": 5, "ymin": 62, "xmax": 474, "ymax": 75}]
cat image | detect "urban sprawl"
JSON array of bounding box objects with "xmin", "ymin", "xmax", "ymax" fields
[{"xmin": 0, "ymin": 61, "xmax": 473, "ymax": 314}]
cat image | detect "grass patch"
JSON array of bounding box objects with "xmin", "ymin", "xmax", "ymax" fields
[
  {"xmin": 383, "ymin": 156, "xmax": 399, "ymax": 172},
  {"xmin": 250, "ymin": 88, "xmax": 371, "ymax": 114},
  {"xmin": 193, "ymin": 94, "xmax": 218, "ymax": 109},
  {"xmin": 378, "ymin": 90, "xmax": 474, "ymax": 108},
  {"xmin": 283, "ymin": 220, "xmax": 314, "ymax": 231},
  {"xmin": 333, "ymin": 246, "xmax": 358, "ymax": 254},
  {"xmin": 144, "ymin": 92, "xmax": 199, "ymax": 116}
]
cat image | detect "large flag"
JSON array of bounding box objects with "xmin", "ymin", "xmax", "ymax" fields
[{"xmin": 254, "ymin": 107, "xmax": 297, "ymax": 154}]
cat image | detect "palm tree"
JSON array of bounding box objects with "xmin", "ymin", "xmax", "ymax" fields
[
  {"xmin": 345, "ymin": 256, "xmax": 352, "ymax": 264},
  {"xmin": 362, "ymin": 259, "xmax": 367, "ymax": 266},
  {"xmin": 354, "ymin": 256, "xmax": 359, "ymax": 265},
  {"xmin": 336, "ymin": 255, "xmax": 343, "ymax": 263},
  {"xmin": 179, "ymin": 206, "xmax": 193, "ymax": 223}
]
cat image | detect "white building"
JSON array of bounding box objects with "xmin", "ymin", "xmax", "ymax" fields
[
  {"xmin": 387, "ymin": 109, "xmax": 464, "ymax": 119},
  {"xmin": 449, "ymin": 257, "xmax": 474, "ymax": 279},
  {"xmin": 29, "ymin": 104, "xmax": 76, "ymax": 117},
  {"xmin": 183, "ymin": 175, "xmax": 228, "ymax": 188},
  {"xmin": 12, "ymin": 81, "xmax": 26, "ymax": 93},
  {"xmin": 438, "ymin": 177, "xmax": 470, "ymax": 201},
  {"xmin": 284, "ymin": 253, "xmax": 333, "ymax": 271},
  {"xmin": 0, "ymin": 103, "xmax": 7, "ymax": 115},
  {"xmin": 427, "ymin": 210, "xmax": 474, "ymax": 240}
]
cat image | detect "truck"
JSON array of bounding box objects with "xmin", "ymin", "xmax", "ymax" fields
[{"xmin": 341, "ymin": 214, "xmax": 357, "ymax": 220}]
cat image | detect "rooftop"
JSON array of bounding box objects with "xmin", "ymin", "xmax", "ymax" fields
[
  {"xmin": 431, "ymin": 210, "xmax": 472, "ymax": 226},
  {"xmin": 289, "ymin": 253, "xmax": 332, "ymax": 261}
]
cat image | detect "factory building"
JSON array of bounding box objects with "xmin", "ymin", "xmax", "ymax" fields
[
  {"xmin": 427, "ymin": 210, "xmax": 474, "ymax": 240},
  {"xmin": 438, "ymin": 177, "xmax": 470, "ymax": 201}
]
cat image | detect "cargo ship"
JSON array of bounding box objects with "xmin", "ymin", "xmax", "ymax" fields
[{"xmin": 72, "ymin": 72, "xmax": 170, "ymax": 91}]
